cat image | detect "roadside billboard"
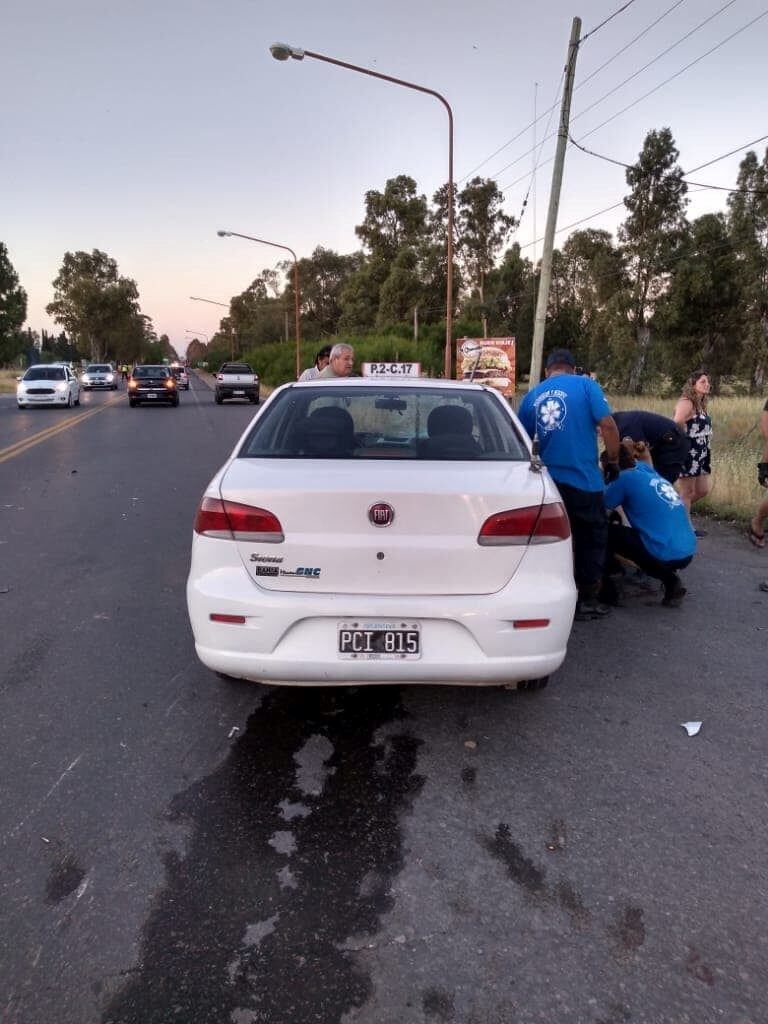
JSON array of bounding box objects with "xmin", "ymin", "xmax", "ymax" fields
[{"xmin": 457, "ymin": 337, "xmax": 516, "ymax": 397}]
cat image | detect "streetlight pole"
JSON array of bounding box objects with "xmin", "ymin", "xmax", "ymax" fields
[
  {"xmin": 217, "ymin": 230, "xmax": 301, "ymax": 380},
  {"xmin": 190, "ymin": 296, "xmax": 236, "ymax": 360},
  {"xmin": 269, "ymin": 42, "xmax": 454, "ymax": 379}
]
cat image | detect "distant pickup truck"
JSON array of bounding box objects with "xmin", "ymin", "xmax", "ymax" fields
[{"xmin": 214, "ymin": 363, "xmax": 259, "ymax": 405}]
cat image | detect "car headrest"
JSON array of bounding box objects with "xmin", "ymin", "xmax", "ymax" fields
[{"xmin": 427, "ymin": 404, "xmax": 474, "ymax": 438}]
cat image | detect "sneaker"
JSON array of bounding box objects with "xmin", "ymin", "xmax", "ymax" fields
[
  {"xmin": 575, "ymin": 598, "xmax": 612, "ymax": 620},
  {"xmin": 662, "ymin": 578, "xmax": 687, "ymax": 607}
]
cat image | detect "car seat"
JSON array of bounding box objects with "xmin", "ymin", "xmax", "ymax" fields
[
  {"xmin": 419, "ymin": 404, "xmax": 481, "ymax": 459},
  {"xmin": 302, "ymin": 406, "xmax": 356, "ymax": 457}
]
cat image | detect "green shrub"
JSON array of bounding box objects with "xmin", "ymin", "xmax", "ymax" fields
[{"xmin": 241, "ymin": 334, "xmax": 446, "ymax": 387}]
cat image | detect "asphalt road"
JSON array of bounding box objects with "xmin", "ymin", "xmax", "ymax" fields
[{"xmin": 0, "ymin": 373, "xmax": 766, "ymax": 1024}]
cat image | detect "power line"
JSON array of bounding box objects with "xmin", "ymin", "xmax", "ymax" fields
[
  {"xmin": 572, "ymin": 8, "xmax": 768, "ymax": 147},
  {"xmin": 580, "ymin": 0, "xmax": 638, "ymax": 42},
  {"xmin": 489, "ymin": 0, "xmax": 750, "ymax": 185},
  {"xmin": 568, "ymin": 132, "xmax": 768, "ymax": 193},
  {"xmin": 572, "ymin": 0, "xmax": 740, "ymax": 125},
  {"xmin": 577, "ymin": 0, "xmax": 689, "ymax": 92},
  {"xmin": 509, "ymin": 72, "xmax": 565, "ymax": 231},
  {"xmin": 459, "ymin": 0, "xmax": 688, "ymax": 183}
]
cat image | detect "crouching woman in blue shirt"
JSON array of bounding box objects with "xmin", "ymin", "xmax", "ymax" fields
[{"xmin": 600, "ymin": 444, "xmax": 697, "ymax": 606}]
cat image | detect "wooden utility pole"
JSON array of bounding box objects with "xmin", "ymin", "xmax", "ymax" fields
[
  {"xmin": 413, "ymin": 305, "xmax": 419, "ymax": 343},
  {"xmin": 528, "ymin": 16, "xmax": 581, "ymax": 389}
]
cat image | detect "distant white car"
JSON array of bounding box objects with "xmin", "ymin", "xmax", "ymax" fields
[
  {"xmin": 187, "ymin": 377, "xmax": 576, "ymax": 690},
  {"xmin": 80, "ymin": 363, "xmax": 117, "ymax": 389},
  {"xmin": 17, "ymin": 364, "xmax": 80, "ymax": 409}
]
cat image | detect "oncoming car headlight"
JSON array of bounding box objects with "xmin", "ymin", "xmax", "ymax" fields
[
  {"xmin": 106, "ymin": 373, "xmax": 114, "ymax": 381},
  {"xmin": 55, "ymin": 382, "xmax": 68, "ymax": 392},
  {"xmin": 81, "ymin": 374, "xmax": 91, "ymax": 382}
]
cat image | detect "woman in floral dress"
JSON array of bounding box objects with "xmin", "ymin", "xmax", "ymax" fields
[{"xmin": 673, "ymin": 370, "xmax": 712, "ymax": 515}]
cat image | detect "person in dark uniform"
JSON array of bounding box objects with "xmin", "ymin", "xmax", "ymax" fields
[
  {"xmin": 519, "ymin": 347, "xmax": 621, "ymax": 620},
  {"xmin": 612, "ymin": 410, "xmax": 691, "ymax": 484}
]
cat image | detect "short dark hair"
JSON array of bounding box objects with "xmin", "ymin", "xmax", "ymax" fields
[
  {"xmin": 546, "ymin": 347, "xmax": 576, "ymax": 369},
  {"xmin": 315, "ymin": 345, "xmax": 332, "ymax": 364}
]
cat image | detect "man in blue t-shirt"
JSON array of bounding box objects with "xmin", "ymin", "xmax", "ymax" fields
[
  {"xmin": 601, "ymin": 445, "xmax": 697, "ymax": 606},
  {"xmin": 519, "ymin": 348, "xmax": 620, "ymax": 620}
]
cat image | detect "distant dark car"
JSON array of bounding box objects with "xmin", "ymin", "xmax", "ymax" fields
[
  {"xmin": 127, "ymin": 365, "xmax": 179, "ymax": 407},
  {"xmin": 170, "ymin": 365, "xmax": 190, "ymax": 390},
  {"xmin": 215, "ymin": 363, "xmax": 259, "ymax": 404}
]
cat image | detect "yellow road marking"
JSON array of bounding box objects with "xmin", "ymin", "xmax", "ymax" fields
[{"xmin": 0, "ymin": 395, "xmax": 123, "ymax": 465}]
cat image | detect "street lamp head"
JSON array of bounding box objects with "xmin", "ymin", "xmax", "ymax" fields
[
  {"xmin": 216, "ymin": 230, "xmax": 230, "ymax": 237},
  {"xmin": 270, "ymin": 41, "xmax": 304, "ymax": 62}
]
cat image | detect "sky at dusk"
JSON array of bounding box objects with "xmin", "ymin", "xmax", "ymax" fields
[{"xmin": 2, "ymin": 0, "xmax": 766, "ymax": 355}]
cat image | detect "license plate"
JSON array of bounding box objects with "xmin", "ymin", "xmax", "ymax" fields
[
  {"xmin": 337, "ymin": 621, "xmax": 421, "ymax": 660},
  {"xmin": 146, "ymin": 393, "xmax": 157, "ymax": 398},
  {"xmin": 233, "ymin": 390, "xmax": 245, "ymax": 396}
]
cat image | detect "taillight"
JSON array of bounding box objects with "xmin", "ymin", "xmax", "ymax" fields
[
  {"xmin": 478, "ymin": 502, "xmax": 570, "ymax": 546},
  {"xmin": 194, "ymin": 496, "xmax": 284, "ymax": 542}
]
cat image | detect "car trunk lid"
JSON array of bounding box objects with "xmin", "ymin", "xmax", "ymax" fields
[{"xmin": 219, "ymin": 458, "xmax": 547, "ymax": 596}]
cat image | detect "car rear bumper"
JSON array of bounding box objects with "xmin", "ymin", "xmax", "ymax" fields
[
  {"xmin": 217, "ymin": 387, "xmax": 257, "ymax": 398},
  {"xmin": 187, "ymin": 537, "xmax": 576, "ymax": 686}
]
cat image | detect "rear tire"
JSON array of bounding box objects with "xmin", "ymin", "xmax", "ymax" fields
[
  {"xmin": 129, "ymin": 398, "xmax": 138, "ymax": 407},
  {"xmin": 250, "ymin": 394, "xmax": 258, "ymax": 404},
  {"xmin": 516, "ymin": 676, "xmax": 549, "ymax": 692},
  {"xmin": 172, "ymin": 396, "xmax": 179, "ymax": 407}
]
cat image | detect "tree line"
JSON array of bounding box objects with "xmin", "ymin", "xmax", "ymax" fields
[
  {"xmin": 2, "ymin": 126, "xmax": 766, "ymax": 391},
  {"xmin": 0, "ymin": 247, "xmax": 177, "ymax": 367}
]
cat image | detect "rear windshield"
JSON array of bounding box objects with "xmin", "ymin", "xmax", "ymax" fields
[
  {"xmin": 171, "ymin": 367, "xmax": 186, "ymax": 375},
  {"xmin": 221, "ymin": 364, "xmax": 252, "ymax": 374},
  {"xmin": 133, "ymin": 366, "xmax": 169, "ymax": 378},
  {"xmin": 24, "ymin": 367, "xmax": 66, "ymax": 381},
  {"xmin": 239, "ymin": 386, "xmax": 527, "ymax": 461}
]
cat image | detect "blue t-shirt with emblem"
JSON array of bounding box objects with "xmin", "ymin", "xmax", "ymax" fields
[
  {"xmin": 518, "ymin": 372, "xmax": 612, "ymax": 492},
  {"xmin": 604, "ymin": 463, "xmax": 696, "ymax": 562}
]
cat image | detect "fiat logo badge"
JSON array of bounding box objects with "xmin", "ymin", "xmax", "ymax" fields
[{"xmin": 368, "ymin": 502, "xmax": 395, "ymax": 527}]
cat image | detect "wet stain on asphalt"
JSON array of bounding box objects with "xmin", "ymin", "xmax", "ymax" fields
[
  {"xmin": 482, "ymin": 823, "xmax": 547, "ymax": 897},
  {"xmin": 482, "ymin": 824, "xmax": 591, "ymax": 928},
  {"xmin": 461, "ymin": 766, "xmax": 477, "ymax": 785},
  {"xmin": 101, "ymin": 686, "xmax": 423, "ymax": 1024},
  {"xmin": 44, "ymin": 849, "xmax": 86, "ymax": 904},
  {"xmin": 422, "ymin": 985, "xmax": 456, "ymax": 1020},
  {"xmin": 608, "ymin": 904, "xmax": 646, "ymax": 963}
]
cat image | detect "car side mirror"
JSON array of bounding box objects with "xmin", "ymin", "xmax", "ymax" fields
[{"xmin": 16, "ymin": 376, "xmax": 22, "ymax": 382}]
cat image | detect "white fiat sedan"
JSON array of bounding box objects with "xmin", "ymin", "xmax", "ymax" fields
[
  {"xmin": 17, "ymin": 364, "xmax": 81, "ymax": 409},
  {"xmin": 187, "ymin": 378, "xmax": 576, "ymax": 690}
]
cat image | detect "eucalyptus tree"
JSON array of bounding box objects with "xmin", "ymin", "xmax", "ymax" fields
[
  {"xmin": 727, "ymin": 148, "xmax": 768, "ymax": 391},
  {"xmin": 0, "ymin": 242, "xmax": 27, "ymax": 364},
  {"xmin": 618, "ymin": 128, "xmax": 688, "ymax": 393}
]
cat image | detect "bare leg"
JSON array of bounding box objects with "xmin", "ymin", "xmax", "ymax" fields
[
  {"xmin": 751, "ymin": 495, "xmax": 768, "ymax": 539},
  {"xmin": 676, "ymin": 477, "xmax": 695, "ymax": 513}
]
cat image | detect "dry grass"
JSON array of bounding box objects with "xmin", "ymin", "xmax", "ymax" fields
[
  {"xmin": 608, "ymin": 394, "xmax": 766, "ymax": 523},
  {"xmin": 0, "ymin": 369, "xmax": 20, "ymax": 394}
]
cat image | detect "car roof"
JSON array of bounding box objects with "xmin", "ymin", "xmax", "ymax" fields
[{"xmin": 290, "ymin": 376, "xmax": 490, "ymax": 391}]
